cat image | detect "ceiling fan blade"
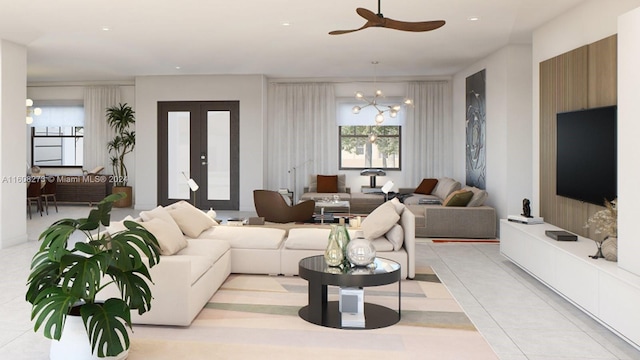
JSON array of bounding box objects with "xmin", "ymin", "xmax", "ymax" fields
[
  {"xmin": 329, "ymin": 21, "xmax": 375, "ymax": 35},
  {"xmin": 382, "ymin": 18, "xmax": 446, "ymax": 32},
  {"xmin": 356, "ymin": 7, "xmax": 382, "ymax": 23}
]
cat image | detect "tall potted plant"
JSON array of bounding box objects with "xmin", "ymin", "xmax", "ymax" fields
[
  {"xmin": 106, "ymin": 103, "xmax": 136, "ymax": 208},
  {"xmin": 26, "ymin": 193, "xmax": 161, "ymax": 359}
]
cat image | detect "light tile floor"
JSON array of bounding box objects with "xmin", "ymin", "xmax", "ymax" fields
[{"xmin": 1, "ymin": 206, "xmax": 639, "ymax": 359}]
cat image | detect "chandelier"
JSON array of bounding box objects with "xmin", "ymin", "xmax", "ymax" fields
[
  {"xmin": 352, "ymin": 61, "xmax": 413, "ymax": 125},
  {"xmin": 26, "ymin": 99, "xmax": 42, "ymax": 125}
]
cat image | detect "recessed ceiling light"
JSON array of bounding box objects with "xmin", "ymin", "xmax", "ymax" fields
[
  {"xmin": 467, "ymin": 16, "xmax": 480, "ymax": 21},
  {"xmin": 281, "ymin": 21, "xmax": 291, "ymax": 26},
  {"xmin": 175, "ymin": 66, "xmax": 181, "ymax": 70},
  {"xmin": 101, "ymin": 26, "xmax": 111, "ymax": 31}
]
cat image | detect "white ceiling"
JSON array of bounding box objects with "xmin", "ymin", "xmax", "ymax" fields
[{"xmin": 0, "ymin": 0, "xmax": 587, "ymax": 83}]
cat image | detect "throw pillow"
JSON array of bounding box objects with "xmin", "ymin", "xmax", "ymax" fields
[
  {"xmin": 361, "ymin": 201, "xmax": 401, "ymax": 239},
  {"xmin": 317, "ymin": 175, "xmax": 338, "ymax": 193},
  {"xmin": 385, "ymin": 224, "xmax": 404, "ymax": 251},
  {"xmin": 139, "ymin": 205, "xmax": 184, "ymax": 240},
  {"xmin": 443, "ymin": 189, "xmax": 474, "ymax": 207},
  {"xmin": 106, "ymin": 215, "xmax": 135, "ymax": 234},
  {"xmin": 166, "ymin": 200, "xmax": 218, "ymax": 238},
  {"xmin": 465, "ymin": 187, "xmax": 489, "ymax": 207},
  {"xmin": 415, "ymin": 178, "xmax": 438, "ymax": 195},
  {"xmin": 141, "ymin": 217, "xmax": 188, "ymax": 255},
  {"xmin": 432, "ymin": 177, "xmax": 462, "ymax": 200}
]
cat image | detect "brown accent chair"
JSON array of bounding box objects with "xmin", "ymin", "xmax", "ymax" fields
[{"xmin": 253, "ymin": 190, "xmax": 315, "ymax": 223}]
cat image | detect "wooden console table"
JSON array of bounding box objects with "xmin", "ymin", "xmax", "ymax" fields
[{"xmin": 55, "ymin": 175, "xmax": 112, "ymax": 205}]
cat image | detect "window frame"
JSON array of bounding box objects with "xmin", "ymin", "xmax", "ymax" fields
[
  {"xmin": 338, "ymin": 125, "xmax": 402, "ymax": 171},
  {"xmin": 31, "ymin": 126, "xmax": 84, "ymax": 168}
]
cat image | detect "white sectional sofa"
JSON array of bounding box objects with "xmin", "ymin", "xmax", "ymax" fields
[{"xmin": 102, "ymin": 199, "xmax": 415, "ymax": 327}]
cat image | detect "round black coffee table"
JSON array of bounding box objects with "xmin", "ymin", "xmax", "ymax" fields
[{"xmin": 298, "ymin": 255, "xmax": 401, "ymax": 329}]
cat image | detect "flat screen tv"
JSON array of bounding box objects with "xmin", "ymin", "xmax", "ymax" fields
[{"xmin": 556, "ymin": 105, "xmax": 617, "ymax": 205}]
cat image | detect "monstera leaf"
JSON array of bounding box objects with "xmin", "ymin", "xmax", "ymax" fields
[
  {"xmin": 26, "ymin": 193, "xmax": 161, "ymax": 358},
  {"xmin": 81, "ymin": 299, "xmax": 131, "ymax": 358}
]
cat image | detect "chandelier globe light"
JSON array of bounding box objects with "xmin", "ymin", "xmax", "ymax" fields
[
  {"xmin": 26, "ymin": 98, "xmax": 42, "ymax": 125},
  {"xmin": 352, "ymin": 61, "xmax": 412, "ymax": 125}
]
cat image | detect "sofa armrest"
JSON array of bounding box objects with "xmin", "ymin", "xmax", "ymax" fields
[
  {"xmin": 423, "ymin": 206, "xmax": 497, "ymax": 238},
  {"xmin": 400, "ymin": 209, "xmax": 416, "ymax": 279}
]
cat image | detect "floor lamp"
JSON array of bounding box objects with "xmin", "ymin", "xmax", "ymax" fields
[
  {"xmin": 381, "ymin": 180, "xmax": 394, "ymax": 201},
  {"xmin": 182, "ymin": 172, "xmax": 199, "ymax": 206}
]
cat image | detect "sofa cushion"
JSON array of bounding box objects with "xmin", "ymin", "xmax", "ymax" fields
[
  {"xmin": 166, "ymin": 200, "xmax": 218, "ymax": 238},
  {"xmin": 370, "ymin": 237, "xmax": 395, "ymax": 252},
  {"xmin": 361, "ymin": 201, "xmax": 401, "ymax": 239},
  {"xmin": 141, "ymin": 217, "xmax": 188, "ymax": 255},
  {"xmin": 432, "ymin": 177, "xmax": 462, "ymax": 200},
  {"xmin": 317, "ymin": 175, "xmax": 338, "ymax": 193},
  {"xmin": 415, "ymin": 178, "xmax": 438, "ymax": 195},
  {"xmin": 179, "ymin": 239, "xmax": 230, "ymax": 263},
  {"xmin": 308, "ymin": 174, "xmax": 346, "ymax": 193},
  {"xmin": 443, "ymin": 189, "xmax": 474, "ymax": 207},
  {"xmin": 385, "ymin": 224, "xmax": 404, "ymax": 251},
  {"xmin": 196, "ymin": 226, "xmax": 285, "ymax": 250},
  {"xmin": 106, "ymin": 215, "xmax": 135, "ymax": 234},
  {"xmin": 186, "ymin": 255, "xmax": 214, "ymax": 286},
  {"xmin": 285, "ymin": 228, "xmax": 332, "ymax": 250},
  {"xmin": 465, "ymin": 187, "xmax": 489, "ymax": 207}
]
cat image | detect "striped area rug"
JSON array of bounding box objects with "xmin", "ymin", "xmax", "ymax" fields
[
  {"xmin": 126, "ymin": 267, "xmax": 498, "ymax": 359},
  {"xmin": 431, "ymin": 239, "xmax": 500, "ymax": 244}
]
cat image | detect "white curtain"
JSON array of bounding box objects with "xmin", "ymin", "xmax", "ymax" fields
[
  {"xmin": 83, "ymin": 86, "xmax": 120, "ymax": 171},
  {"xmin": 403, "ymin": 81, "xmax": 453, "ymax": 185},
  {"xmin": 266, "ymin": 83, "xmax": 336, "ymax": 201}
]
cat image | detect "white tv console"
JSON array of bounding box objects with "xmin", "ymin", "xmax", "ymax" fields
[{"xmin": 500, "ymin": 219, "xmax": 640, "ymax": 349}]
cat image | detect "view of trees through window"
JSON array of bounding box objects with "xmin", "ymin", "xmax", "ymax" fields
[{"xmin": 339, "ymin": 125, "xmax": 400, "ymax": 169}]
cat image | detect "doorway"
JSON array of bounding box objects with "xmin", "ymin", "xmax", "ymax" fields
[{"xmin": 157, "ymin": 101, "xmax": 239, "ymax": 210}]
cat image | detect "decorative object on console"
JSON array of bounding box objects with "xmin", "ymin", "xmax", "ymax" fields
[
  {"xmin": 26, "ymin": 193, "xmax": 160, "ymax": 359},
  {"xmin": 522, "ymin": 198, "xmax": 532, "ymax": 218},
  {"xmin": 465, "ymin": 69, "xmax": 486, "ymax": 189},
  {"xmin": 350, "ymin": 61, "xmax": 413, "ymax": 126},
  {"xmin": 106, "ymin": 103, "xmax": 136, "ymax": 207},
  {"xmin": 329, "ymin": 1, "xmax": 445, "ymax": 35},
  {"xmin": 585, "ymin": 198, "xmax": 617, "ymax": 260},
  {"xmin": 381, "ymin": 180, "xmax": 394, "ymax": 201}
]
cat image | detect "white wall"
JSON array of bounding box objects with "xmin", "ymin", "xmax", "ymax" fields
[
  {"xmin": 0, "ymin": 40, "xmax": 28, "ymax": 248},
  {"xmin": 134, "ymin": 75, "xmax": 267, "ymax": 211},
  {"xmin": 452, "ymin": 45, "xmax": 533, "ymax": 223},
  {"xmin": 618, "ymin": 6, "xmax": 640, "ymax": 275}
]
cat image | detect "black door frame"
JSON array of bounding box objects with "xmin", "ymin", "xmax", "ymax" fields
[{"xmin": 157, "ymin": 101, "xmax": 239, "ymax": 210}]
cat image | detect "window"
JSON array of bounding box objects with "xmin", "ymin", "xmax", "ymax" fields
[
  {"xmin": 339, "ymin": 125, "xmax": 401, "ymax": 169},
  {"xmin": 337, "ymin": 97, "xmax": 404, "ymax": 170},
  {"xmin": 30, "ymin": 103, "xmax": 84, "ymax": 167}
]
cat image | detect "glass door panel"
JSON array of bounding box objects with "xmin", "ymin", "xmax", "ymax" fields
[
  {"xmin": 207, "ymin": 111, "xmax": 231, "ymax": 201},
  {"xmin": 167, "ymin": 111, "xmax": 191, "ymax": 200}
]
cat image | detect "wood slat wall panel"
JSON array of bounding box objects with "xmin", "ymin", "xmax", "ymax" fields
[
  {"xmin": 539, "ymin": 35, "xmax": 617, "ymax": 237},
  {"xmin": 589, "ymin": 35, "xmax": 618, "ymax": 107}
]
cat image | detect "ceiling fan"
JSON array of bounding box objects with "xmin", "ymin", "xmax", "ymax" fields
[{"xmin": 329, "ymin": 0, "xmax": 445, "ymax": 35}]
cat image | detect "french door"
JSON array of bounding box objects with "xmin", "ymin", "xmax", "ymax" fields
[{"xmin": 157, "ymin": 101, "xmax": 239, "ymax": 210}]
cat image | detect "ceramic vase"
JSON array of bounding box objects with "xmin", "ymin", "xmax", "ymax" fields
[{"xmin": 602, "ymin": 237, "xmax": 618, "ymax": 262}]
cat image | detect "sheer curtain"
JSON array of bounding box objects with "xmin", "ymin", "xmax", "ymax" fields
[
  {"xmin": 83, "ymin": 86, "xmax": 120, "ymax": 171},
  {"xmin": 266, "ymin": 83, "xmax": 336, "ymax": 201},
  {"xmin": 403, "ymin": 81, "xmax": 452, "ymax": 185}
]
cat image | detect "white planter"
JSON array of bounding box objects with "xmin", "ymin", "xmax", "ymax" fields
[{"xmin": 50, "ymin": 314, "xmax": 129, "ymax": 360}]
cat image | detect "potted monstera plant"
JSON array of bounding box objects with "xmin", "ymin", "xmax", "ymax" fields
[
  {"xmin": 26, "ymin": 193, "xmax": 160, "ymax": 359},
  {"xmin": 106, "ymin": 103, "xmax": 136, "ymax": 208}
]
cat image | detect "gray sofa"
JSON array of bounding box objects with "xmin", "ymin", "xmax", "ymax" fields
[
  {"xmin": 300, "ymin": 174, "xmax": 385, "ymax": 214},
  {"xmin": 401, "ymin": 177, "xmax": 497, "ymax": 238}
]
